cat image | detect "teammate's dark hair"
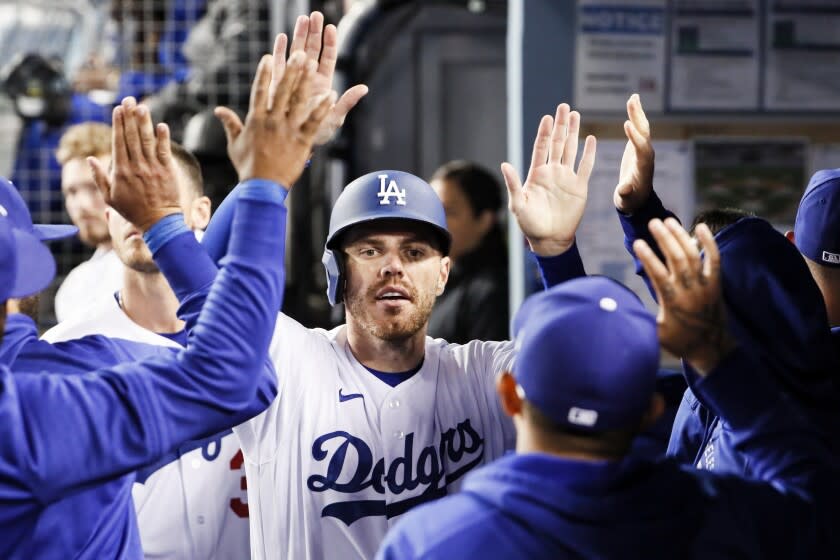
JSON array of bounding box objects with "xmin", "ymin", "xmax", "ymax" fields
[
  {"xmin": 431, "ymin": 160, "xmax": 503, "ymax": 218},
  {"xmin": 170, "ymin": 142, "xmax": 205, "ymax": 198},
  {"xmin": 522, "ymin": 400, "xmax": 638, "ymax": 459},
  {"xmin": 690, "ymin": 207, "xmax": 754, "ymax": 236}
]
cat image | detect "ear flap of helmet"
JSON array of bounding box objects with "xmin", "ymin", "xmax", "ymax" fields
[{"xmin": 322, "ymin": 247, "xmax": 346, "ymax": 306}]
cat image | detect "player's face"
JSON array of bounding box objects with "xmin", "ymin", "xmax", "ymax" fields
[
  {"xmin": 107, "ymin": 165, "xmax": 201, "ymax": 274},
  {"xmin": 431, "ymin": 178, "xmax": 493, "ymax": 262},
  {"xmin": 61, "ymin": 156, "xmax": 111, "ymax": 247},
  {"xmin": 342, "ymin": 222, "xmax": 450, "ymax": 341}
]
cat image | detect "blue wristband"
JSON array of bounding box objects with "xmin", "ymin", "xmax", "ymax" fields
[
  {"xmin": 143, "ymin": 213, "xmax": 189, "ymax": 254},
  {"xmin": 240, "ymin": 179, "xmax": 289, "ymax": 204}
]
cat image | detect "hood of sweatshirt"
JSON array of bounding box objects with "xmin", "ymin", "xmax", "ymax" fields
[{"xmin": 701, "ymin": 217, "xmax": 838, "ymax": 404}]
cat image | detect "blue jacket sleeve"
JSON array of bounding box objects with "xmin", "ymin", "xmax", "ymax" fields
[
  {"xmin": 143, "ymin": 215, "xmax": 221, "ymax": 334},
  {"xmin": 666, "ymin": 388, "xmax": 709, "ymax": 464},
  {"xmin": 0, "ymin": 179, "xmax": 284, "ymax": 503},
  {"xmin": 533, "ymin": 240, "xmax": 586, "ymax": 289},
  {"xmin": 202, "ymin": 180, "xmax": 289, "ymax": 265},
  {"xmin": 616, "ymin": 191, "xmax": 678, "ymax": 299},
  {"xmin": 691, "ymin": 348, "xmax": 833, "ymax": 498}
]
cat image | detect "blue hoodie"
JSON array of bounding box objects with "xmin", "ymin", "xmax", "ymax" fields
[
  {"xmin": 617, "ymin": 194, "xmax": 840, "ymax": 474},
  {"xmin": 377, "ymin": 349, "xmax": 838, "ymax": 559},
  {"xmin": 0, "ymin": 180, "xmax": 283, "ymax": 559}
]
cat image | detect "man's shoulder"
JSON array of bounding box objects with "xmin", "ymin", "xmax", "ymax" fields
[
  {"xmin": 382, "ymin": 491, "xmax": 497, "ymax": 558},
  {"xmin": 44, "ymin": 297, "xmax": 182, "ymax": 349}
]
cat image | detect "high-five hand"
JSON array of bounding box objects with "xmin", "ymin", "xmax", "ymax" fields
[
  {"xmin": 633, "ymin": 218, "xmax": 736, "ymax": 375},
  {"xmin": 88, "ymin": 97, "xmax": 181, "ymax": 232},
  {"xmin": 270, "ymin": 11, "xmax": 368, "ymax": 146},
  {"xmin": 614, "ymin": 93, "xmax": 655, "ymax": 214},
  {"xmin": 501, "ymin": 103, "xmax": 596, "ymax": 256},
  {"xmin": 214, "ymin": 49, "xmax": 334, "ymax": 189}
]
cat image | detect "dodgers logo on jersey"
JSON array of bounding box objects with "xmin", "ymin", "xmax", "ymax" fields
[
  {"xmin": 377, "ymin": 174, "xmax": 407, "ymax": 206},
  {"xmin": 306, "ymin": 418, "xmax": 484, "ymax": 526}
]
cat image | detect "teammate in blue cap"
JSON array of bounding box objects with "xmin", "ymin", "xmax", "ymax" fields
[
  {"xmin": 377, "ymin": 218, "xmax": 839, "ymax": 560},
  {"xmin": 0, "ymin": 39, "xmax": 332, "ymax": 558},
  {"xmin": 787, "ymin": 169, "xmax": 840, "ymax": 332}
]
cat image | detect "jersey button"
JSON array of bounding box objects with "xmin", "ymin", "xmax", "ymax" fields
[
  {"xmin": 388, "ymin": 399, "xmax": 400, "ymax": 409},
  {"xmin": 393, "ymin": 430, "xmax": 405, "ymax": 439},
  {"xmin": 197, "ymin": 515, "xmax": 205, "ymax": 525}
]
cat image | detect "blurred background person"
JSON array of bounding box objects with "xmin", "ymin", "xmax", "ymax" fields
[
  {"xmin": 428, "ymin": 160, "xmax": 508, "ymax": 342},
  {"xmin": 53, "ymin": 122, "xmax": 122, "ymax": 323}
]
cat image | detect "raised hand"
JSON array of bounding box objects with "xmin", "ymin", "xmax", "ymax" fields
[
  {"xmin": 501, "ymin": 103, "xmax": 596, "ymax": 256},
  {"xmin": 614, "ymin": 93, "xmax": 655, "ymax": 214},
  {"xmin": 214, "ymin": 49, "xmax": 335, "ymax": 189},
  {"xmin": 88, "ymin": 96, "xmax": 181, "ymax": 231},
  {"xmin": 270, "ymin": 12, "xmax": 368, "ymax": 146},
  {"xmin": 633, "ymin": 218, "xmax": 736, "ymax": 375}
]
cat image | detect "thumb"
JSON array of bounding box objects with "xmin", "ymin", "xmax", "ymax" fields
[
  {"xmin": 500, "ymin": 162, "xmax": 523, "ymax": 210},
  {"xmin": 214, "ymin": 106, "xmax": 243, "ymax": 146},
  {"xmin": 616, "ymin": 181, "xmax": 635, "ymax": 197},
  {"xmin": 87, "ymin": 156, "xmax": 112, "ymax": 206}
]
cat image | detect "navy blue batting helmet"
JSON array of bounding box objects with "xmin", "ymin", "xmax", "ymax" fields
[{"xmin": 322, "ymin": 170, "xmax": 451, "ymax": 305}]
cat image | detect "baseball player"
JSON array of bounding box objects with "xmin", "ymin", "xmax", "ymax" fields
[
  {"xmin": 1, "ymin": 47, "xmax": 329, "ymax": 558},
  {"xmin": 45, "ymin": 133, "xmax": 243, "ymax": 560},
  {"xmin": 203, "ymin": 44, "xmax": 596, "ymax": 554},
  {"xmin": 786, "ymin": 169, "xmax": 840, "ymax": 330},
  {"xmin": 377, "ymin": 223, "xmax": 839, "ymax": 559},
  {"xmin": 54, "ymin": 122, "xmax": 124, "ymax": 322},
  {"xmin": 613, "ymin": 94, "xmax": 840, "ymax": 476},
  {"xmin": 0, "ymin": 121, "xmax": 285, "ymax": 559}
]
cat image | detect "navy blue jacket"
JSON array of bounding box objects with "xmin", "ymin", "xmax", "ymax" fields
[
  {"xmin": 619, "ymin": 193, "xmax": 840, "ymax": 475},
  {"xmin": 377, "ymin": 349, "xmax": 838, "ymax": 559},
  {"xmin": 0, "ymin": 181, "xmax": 284, "ymax": 559}
]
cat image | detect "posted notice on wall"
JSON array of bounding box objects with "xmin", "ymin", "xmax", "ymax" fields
[
  {"xmin": 668, "ymin": 0, "xmax": 760, "ymax": 110},
  {"xmin": 574, "ymin": 0, "xmax": 666, "ymax": 113},
  {"xmin": 764, "ymin": 1, "xmax": 840, "ymax": 111}
]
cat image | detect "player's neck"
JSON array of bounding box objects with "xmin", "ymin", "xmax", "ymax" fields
[
  {"xmin": 97, "ymin": 240, "xmax": 113, "ymax": 252},
  {"xmin": 120, "ymin": 268, "xmax": 184, "ymax": 334},
  {"xmin": 345, "ymin": 321, "xmax": 427, "ymax": 372}
]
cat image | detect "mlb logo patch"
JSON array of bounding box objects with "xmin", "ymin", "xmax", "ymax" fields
[
  {"xmin": 567, "ymin": 407, "xmax": 598, "ymax": 427},
  {"xmin": 822, "ymin": 250, "xmax": 840, "ymax": 265},
  {"xmin": 377, "ymin": 174, "xmax": 407, "ymax": 206}
]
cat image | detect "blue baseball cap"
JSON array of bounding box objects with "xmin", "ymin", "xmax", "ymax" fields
[
  {"xmin": 794, "ymin": 169, "xmax": 840, "ymax": 267},
  {"xmin": 0, "ymin": 177, "xmax": 77, "ymax": 241},
  {"xmin": 0, "ymin": 213, "xmax": 56, "ymax": 301},
  {"xmin": 512, "ymin": 277, "xmax": 660, "ymax": 432}
]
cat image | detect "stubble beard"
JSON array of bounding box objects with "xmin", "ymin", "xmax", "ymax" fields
[{"xmin": 345, "ymin": 283, "xmax": 437, "ymax": 343}]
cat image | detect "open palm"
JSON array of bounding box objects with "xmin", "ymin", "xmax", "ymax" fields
[
  {"xmin": 270, "ymin": 12, "xmax": 368, "ymax": 148},
  {"xmin": 614, "ymin": 94, "xmax": 654, "ymax": 213},
  {"xmin": 501, "ymin": 104, "xmax": 597, "ymax": 256}
]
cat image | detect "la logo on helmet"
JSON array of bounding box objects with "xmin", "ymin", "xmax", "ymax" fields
[{"xmin": 376, "ymin": 174, "xmax": 406, "ymax": 206}]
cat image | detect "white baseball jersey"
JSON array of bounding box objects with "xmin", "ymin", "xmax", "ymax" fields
[
  {"xmin": 43, "ymin": 293, "xmax": 251, "ymax": 559},
  {"xmin": 235, "ymin": 313, "xmax": 517, "ymax": 560},
  {"xmin": 53, "ymin": 247, "xmax": 123, "ymax": 323}
]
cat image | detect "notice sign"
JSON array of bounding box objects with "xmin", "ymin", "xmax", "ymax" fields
[{"xmin": 575, "ymin": 1, "xmax": 666, "ymax": 112}]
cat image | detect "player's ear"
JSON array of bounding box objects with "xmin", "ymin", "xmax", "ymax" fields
[
  {"xmin": 190, "ymin": 196, "xmax": 212, "ymax": 231},
  {"xmin": 436, "ymin": 256, "xmax": 450, "ymax": 295},
  {"xmin": 496, "ymin": 371, "xmax": 522, "ymax": 418}
]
